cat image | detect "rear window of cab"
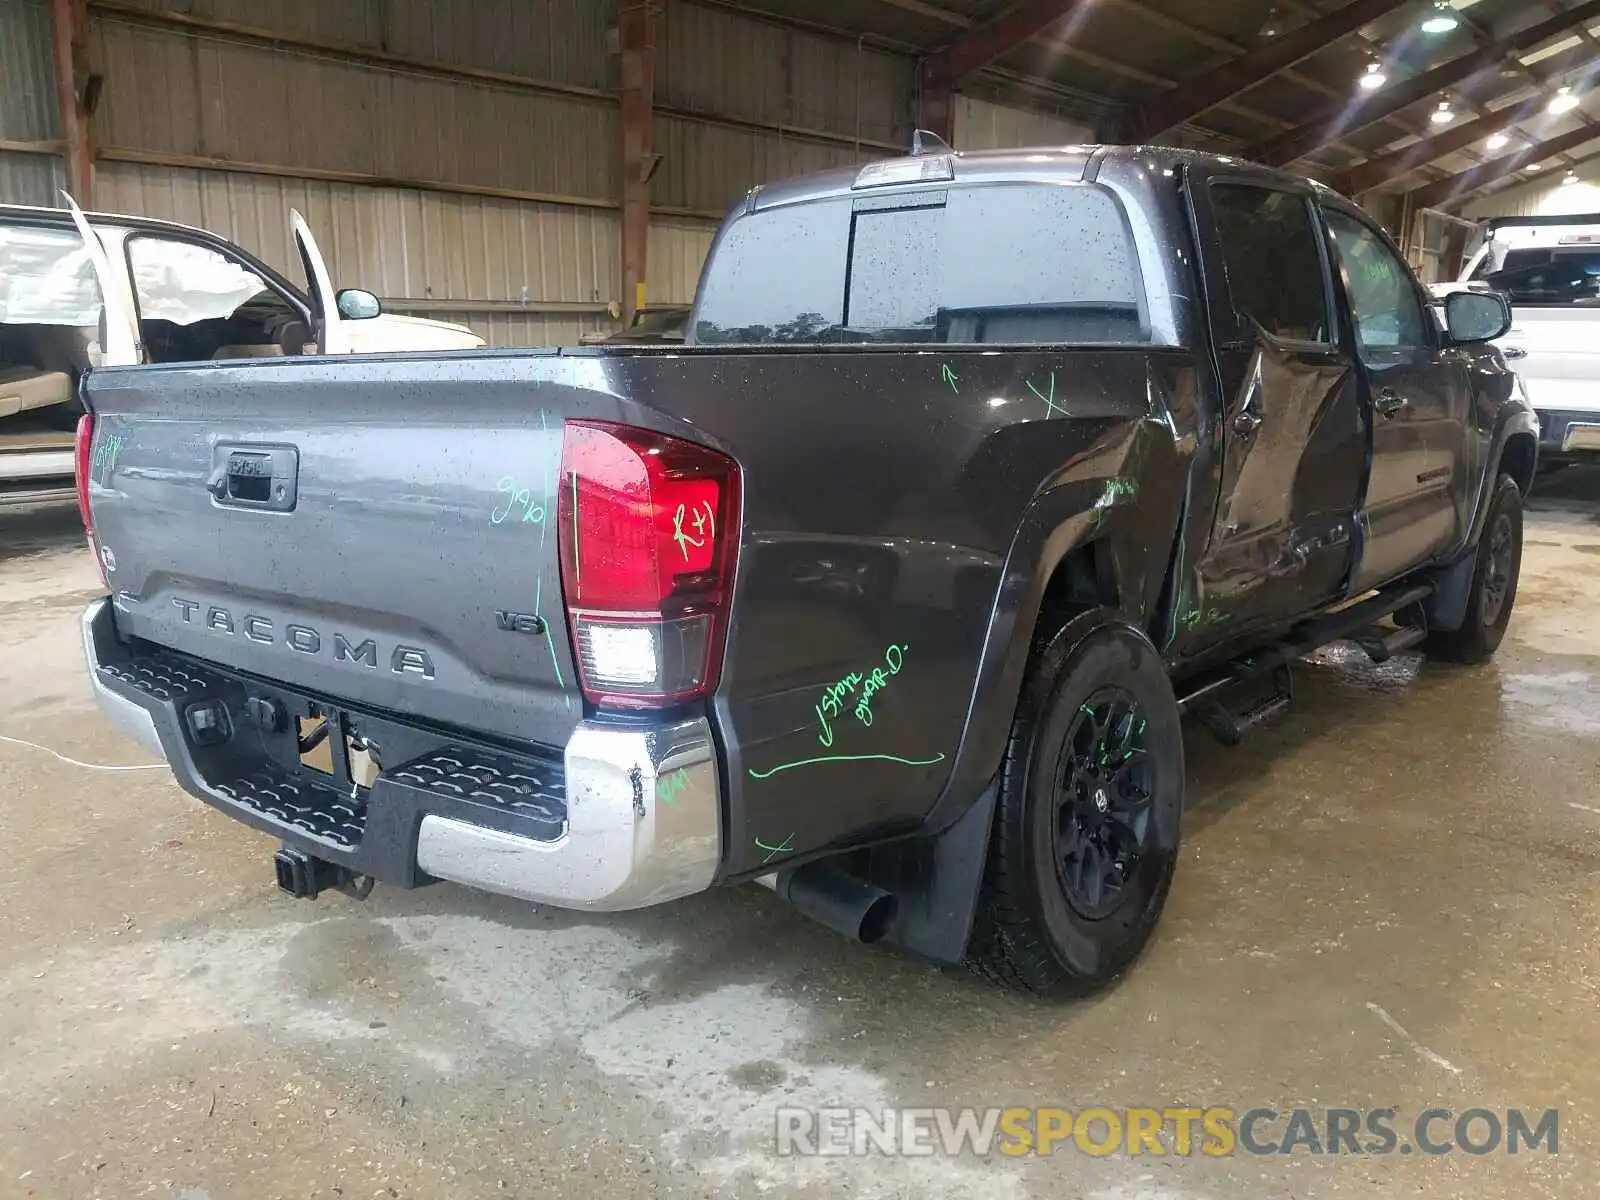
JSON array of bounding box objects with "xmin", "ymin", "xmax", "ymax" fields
[{"xmin": 692, "ymin": 182, "xmax": 1149, "ymax": 347}]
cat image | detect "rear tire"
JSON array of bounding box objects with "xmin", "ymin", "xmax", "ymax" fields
[
  {"xmin": 967, "ymin": 621, "xmax": 1184, "ymax": 998},
  {"xmin": 1424, "ymin": 474, "xmax": 1523, "ymax": 665}
]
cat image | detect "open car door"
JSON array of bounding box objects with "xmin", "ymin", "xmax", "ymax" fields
[
  {"xmin": 290, "ymin": 209, "xmax": 352, "ymax": 356},
  {"xmin": 61, "ymin": 191, "xmax": 141, "ymax": 367}
]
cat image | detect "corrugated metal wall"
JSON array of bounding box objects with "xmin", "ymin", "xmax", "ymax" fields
[
  {"xmin": 0, "ymin": 0, "xmax": 63, "ymax": 206},
  {"xmin": 93, "ymin": 160, "xmax": 618, "ymax": 346},
  {"xmin": 1463, "ymin": 168, "xmax": 1600, "ymax": 220},
  {"xmin": 952, "ymin": 95, "xmax": 1094, "ymax": 150},
  {"xmin": 2, "ymin": 0, "xmax": 1114, "ymax": 343}
]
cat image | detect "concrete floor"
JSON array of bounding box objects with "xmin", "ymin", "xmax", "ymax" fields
[{"xmin": 3, "ymin": 475, "xmax": 1598, "ymax": 1200}]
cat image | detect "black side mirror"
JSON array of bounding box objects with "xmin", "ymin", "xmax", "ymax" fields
[
  {"xmin": 335, "ymin": 288, "xmax": 382, "ymax": 320},
  {"xmin": 1445, "ymin": 290, "xmax": 1512, "ymax": 344}
]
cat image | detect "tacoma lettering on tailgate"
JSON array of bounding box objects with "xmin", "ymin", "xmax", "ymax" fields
[{"xmin": 169, "ymin": 598, "xmax": 436, "ymax": 679}]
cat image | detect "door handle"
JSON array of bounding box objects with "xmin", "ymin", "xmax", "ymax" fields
[
  {"xmin": 207, "ymin": 444, "xmax": 299, "ymax": 511},
  {"xmin": 1231, "ymin": 407, "xmax": 1263, "ymax": 438},
  {"xmin": 1503, "ymin": 346, "xmax": 1528, "ymax": 360},
  {"xmin": 1374, "ymin": 389, "xmax": 1409, "ymax": 419}
]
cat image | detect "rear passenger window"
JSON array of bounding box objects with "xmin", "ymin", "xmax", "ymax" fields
[{"xmin": 1210, "ymin": 185, "xmax": 1332, "ymax": 344}]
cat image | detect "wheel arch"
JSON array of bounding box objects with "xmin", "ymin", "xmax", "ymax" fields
[
  {"xmin": 919, "ymin": 476, "xmax": 1183, "ymax": 837},
  {"xmin": 1500, "ymin": 430, "xmax": 1537, "ymax": 496}
]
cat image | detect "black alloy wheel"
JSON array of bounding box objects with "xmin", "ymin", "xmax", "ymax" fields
[
  {"xmin": 1479, "ymin": 512, "xmax": 1515, "ymax": 628},
  {"xmin": 968, "ymin": 621, "xmax": 1184, "ymax": 997},
  {"xmin": 1052, "ymin": 689, "xmax": 1154, "ymax": 920},
  {"xmin": 1424, "ymin": 474, "xmax": 1523, "ymax": 665}
]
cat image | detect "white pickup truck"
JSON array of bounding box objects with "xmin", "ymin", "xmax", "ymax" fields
[{"xmin": 1434, "ymin": 213, "xmax": 1600, "ymax": 468}]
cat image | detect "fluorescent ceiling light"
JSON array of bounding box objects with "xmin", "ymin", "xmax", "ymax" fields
[
  {"xmin": 1549, "ymin": 86, "xmax": 1580, "ymax": 114},
  {"xmin": 1523, "ymin": 34, "xmax": 1584, "ymax": 67}
]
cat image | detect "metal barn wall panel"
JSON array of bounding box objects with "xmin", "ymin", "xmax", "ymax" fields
[
  {"xmin": 953, "ymin": 96, "xmax": 1093, "ymax": 151},
  {"xmin": 91, "ymin": 19, "xmax": 617, "ymax": 201},
  {"xmin": 408, "ymin": 309, "xmax": 608, "ymax": 347},
  {"xmin": 376, "ymin": 0, "xmax": 613, "ymax": 89},
  {"xmin": 0, "ymin": 153, "xmax": 66, "ymax": 206},
  {"xmin": 1, "ymin": 0, "xmax": 56, "ymax": 141},
  {"xmin": 1460, "ymin": 176, "xmax": 1600, "ymax": 220},
  {"xmin": 653, "ymin": 116, "xmax": 867, "ymax": 216},
  {"xmin": 649, "ymin": 218, "xmax": 717, "ymax": 304},
  {"xmin": 94, "ymin": 161, "xmax": 619, "ymax": 345},
  {"xmin": 659, "ymin": 0, "xmax": 912, "ymax": 147},
  {"xmin": 105, "ymin": 0, "xmax": 614, "ymax": 89},
  {"xmin": 106, "ymin": 0, "xmax": 387, "ymax": 47}
]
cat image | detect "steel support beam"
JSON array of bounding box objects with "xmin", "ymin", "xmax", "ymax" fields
[
  {"xmin": 927, "ymin": 0, "xmax": 1096, "ymax": 85},
  {"xmin": 50, "ymin": 0, "xmax": 93, "ymax": 204},
  {"xmin": 921, "ymin": 0, "xmax": 1095, "ymax": 138},
  {"xmin": 1251, "ymin": 0, "xmax": 1600, "ymax": 166},
  {"xmin": 919, "ymin": 77, "xmax": 957, "ymax": 143},
  {"xmin": 1131, "ymin": 0, "xmax": 1409, "ymax": 141},
  {"xmin": 1334, "ymin": 100, "xmax": 1543, "ymax": 195},
  {"xmin": 619, "ymin": 3, "xmax": 657, "ymax": 323},
  {"xmin": 1412, "ymin": 124, "xmax": 1600, "ymax": 209}
]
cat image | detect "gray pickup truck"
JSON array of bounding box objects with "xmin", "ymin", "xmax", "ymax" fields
[{"xmin": 76, "ymin": 145, "xmax": 1535, "ymax": 996}]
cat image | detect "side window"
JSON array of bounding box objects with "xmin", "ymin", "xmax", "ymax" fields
[
  {"xmin": 1210, "ymin": 184, "xmax": 1332, "ymax": 344},
  {"xmin": 126, "ymin": 236, "xmax": 306, "ymax": 364},
  {"xmin": 1323, "ymin": 209, "xmax": 1429, "ymax": 354}
]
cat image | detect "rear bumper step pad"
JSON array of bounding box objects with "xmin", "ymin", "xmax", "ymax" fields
[{"xmin": 81, "ymin": 598, "xmax": 722, "ymax": 911}]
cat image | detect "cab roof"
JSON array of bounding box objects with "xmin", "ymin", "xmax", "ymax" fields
[{"xmin": 745, "ymin": 144, "xmax": 1322, "ymax": 213}]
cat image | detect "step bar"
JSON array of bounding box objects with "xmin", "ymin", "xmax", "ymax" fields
[{"xmin": 1177, "ymin": 583, "xmax": 1434, "ymax": 743}]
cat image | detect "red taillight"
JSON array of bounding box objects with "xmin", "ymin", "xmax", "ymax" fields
[
  {"xmin": 558, "ymin": 420, "xmax": 741, "ymax": 709},
  {"xmin": 74, "ymin": 413, "xmax": 107, "ymax": 587}
]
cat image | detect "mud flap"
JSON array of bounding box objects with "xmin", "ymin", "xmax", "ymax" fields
[
  {"xmin": 1423, "ymin": 550, "xmax": 1478, "ymax": 634},
  {"xmin": 864, "ymin": 782, "xmax": 998, "ymax": 965}
]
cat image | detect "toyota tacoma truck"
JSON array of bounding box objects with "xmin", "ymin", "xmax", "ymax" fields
[{"xmin": 73, "ymin": 146, "xmax": 1535, "ymax": 996}]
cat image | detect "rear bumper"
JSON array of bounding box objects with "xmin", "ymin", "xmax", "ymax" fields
[
  {"xmin": 1534, "ymin": 407, "xmax": 1600, "ymax": 458},
  {"xmin": 81, "ymin": 598, "xmax": 722, "ymax": 911}
]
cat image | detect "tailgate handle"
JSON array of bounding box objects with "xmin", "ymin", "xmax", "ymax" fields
[{"xmin": 208, "ymin": 444, "xmax": 299, "ymax": 511}]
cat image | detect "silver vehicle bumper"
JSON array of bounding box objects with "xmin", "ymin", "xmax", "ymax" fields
[
  {"xmin": 81, "ymin": 600, "xmax": 165, "ymax": 758},
  {"xmin": 415, "ymin": 718, "xmax": 722, "ymax": 911},
  {"xmin": 82, "ymin": 598, "xmax": 723, "ymax": 912}
]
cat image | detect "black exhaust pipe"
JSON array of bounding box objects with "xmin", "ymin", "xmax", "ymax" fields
[{"xmin": 759, "ymin": 862, "xmax": 898, "ymax": 944}]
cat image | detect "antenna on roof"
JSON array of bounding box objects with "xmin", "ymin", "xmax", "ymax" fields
[{"xmin": 911, "ymin": 128, "xmax": 953, "ymax": 156}]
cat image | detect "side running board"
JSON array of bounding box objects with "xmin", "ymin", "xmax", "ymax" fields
[{"xmin": 1178, "ymin": 582, "xmax": 1433, "ymax": 746}]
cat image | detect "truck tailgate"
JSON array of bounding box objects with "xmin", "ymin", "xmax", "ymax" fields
[{"xmin": 83, "ymin": 352, "xmax": 593, "ymax": 748}]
